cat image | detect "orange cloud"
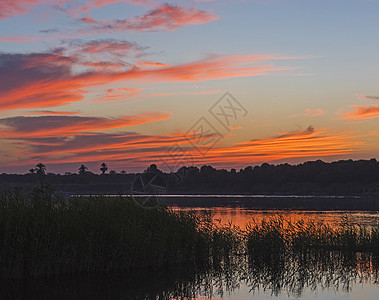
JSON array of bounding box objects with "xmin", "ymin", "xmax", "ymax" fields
[
  {"xmin": 0, "ymin": 129, "xmax": 189, "ymax": 168},
  {"xmin": 0, "ymin": 48, "xmax": 301, "ymax": 111},
  {"xmin": 343, "ymin": 106, "xmax": 379, "ymax": 120},
  {"xmin": 219, "ymin": 126, "xmax": 354, "ymax": 157},
  {"xmin": 0, "ymin": 121, "xmax": 362, "ymax": 171},
  {"xmin": 135, "ymin": 54, "xmax": 296, "ymax": 82},
  {"xmin": 137, "ymin": 60, "xmax": 171, "ymax": 67},
  {"xmin": 304, "ymin": 108, "xmax": 325, "ymax": 117},
  {"xmin": 13, "ymin": 127, "xmax": 357, "ymax": 167},
  {"xmin": 182, "ymin": 126, "xmax": 360, "ymax": 168},
  {"xmin": 289, "ymin": 108, "xmax": 325, "ymax": 118}
]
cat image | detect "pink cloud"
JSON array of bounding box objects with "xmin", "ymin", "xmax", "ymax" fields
[
  {"xmin": 92, "ymin": 88, "xmax": 142, "ymax": 102},
  {"xmin": 0, "ymin": 44, "xmax": 301, "ymax": 112},
  {"xmin": 0, "ymin": 0, "xmax": 156, "ymax": 19},
  {"xmin": 0, "ymin": 36, "xmax": 41, "ymax": 42},
  {"xmin": 0, "ymin": 0, "xmax": 41, "ymax": 19},
  {"xmin": 304, "ymin": 108, "xmax": 325, "ymax": 117},
  {"xmin": 79, "ymin": 4, "xmax": 219, "ymax": 33},
  {"xmin": 356, "ymin": 94, "xmax": 379, "ymax": 101},
  {"xmin": 289, "ymin": 108, "xmax": 325, "ymax": 118}
]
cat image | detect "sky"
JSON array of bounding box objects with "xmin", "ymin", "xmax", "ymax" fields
[{"xmin": 0, "ymin": 0, "xmax": 378, "ymax": 174}]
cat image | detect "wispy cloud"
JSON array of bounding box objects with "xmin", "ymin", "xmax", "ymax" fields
[
  {"xmin": 0, "ymin": 0, "xmax": 41, "ymax": 19},
  {"xmin": 343, "ymin": 106, "xmax": 379, "ymax": 120},
  {"xmin": 197, "ymin": 126, "xmax": 359, "ymax": 167},
  {"xmin": 356, "ymin": 94, "xmax": 379, "ymax": 101},
  {"xmin": 0, "ymin": 36, "xmax": 41, "ymax": 42},
  {"xmin": 26, "ymin": 111, "xmax": 82, "ymax": 115},
  {"xmin": 0, "ymin": 0, "xmax": 154, "ymax": 19},
  {"xmin": 289, "ymin": 108, "xmax": 325, "ymax": 118},
  {"xmin": 92, "ymin": 88, "xmax": 142, "ymax": 102},
  {"xmin": 57, "ymin": 0, "xmax": 156, "ymax": 17},
  {"xmin": 342, "ymin": 93, "xmax": 379, "ymax": 120},
  {"xmin": 304, "ymin": 108, "xmax": 324, "ymax": 117},
  {"xmin": 78, "ymin": 4, "xmax": 219, "ymax": 33},
  {"xmin": 0, "ymin": 120, "xmax": 361, "ymax": 171},
  {"xmin": 0, "ymin": 44, "xmax": 301, "ymax": 111}
]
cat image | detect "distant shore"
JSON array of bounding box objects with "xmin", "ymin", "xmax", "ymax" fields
[{"xmin": 72, "ymin": 194, "xmax": 379, "ymax": 211}]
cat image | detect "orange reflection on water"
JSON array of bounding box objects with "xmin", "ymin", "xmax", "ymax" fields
[{"xmin": 171, "ymin": 207, "xmax": 379, "ymax": 229}]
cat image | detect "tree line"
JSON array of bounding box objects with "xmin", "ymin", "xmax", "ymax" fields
[
  {"xmin": 1, "ymin": 159, "xmax": 378, "ymax": 195},
  {"xmin": 27, "ymin": 162, "xmax": 118, "ymax": 175}
]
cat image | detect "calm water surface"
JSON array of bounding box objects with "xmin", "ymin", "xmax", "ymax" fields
[{"xmin": 171, "ymin": 206, "xmax": 379, "ymax": 228}]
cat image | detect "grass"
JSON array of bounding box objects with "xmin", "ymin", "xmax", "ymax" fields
[
  {"xmin": 245, "ymin": 216, "xmax": 379, "ymax": 296},
  {"xmin": 246, "ymin": 216, "xmax": 379, "ymax": 254},
  {"xmin": 0, "ymin": 184, "xmax": 238, "ymax": 279}
]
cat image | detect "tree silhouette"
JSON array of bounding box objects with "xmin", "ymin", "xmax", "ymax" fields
[
  {"xmin": 145, "ymin": 164, "xmax": 159, "ymax": 173},
  {"xmin": 35, "ymin": 163, "xmax": 46, "ymax": 175},
  {"xmin": 100, "ymin": 163, "xmax": 108, "ymax": 175},
  {"xmin": 29, "ymin": 168, "xmax": 36, "ymax": 174},
  {"xmin": 78, "ymin": 164, "xmax": 88, "ymax": 175}
]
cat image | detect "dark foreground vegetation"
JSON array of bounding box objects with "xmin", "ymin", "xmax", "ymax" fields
[
  {"xmin": 247, "ymin": 216, "xmax": 379, "ymax": 254},
  {"xmin": 0, "ymin": 188, "xmax": 378, "ymax": 299},
  {"xmin": 1, "ymin": 158, "xmax": 379, "ymax": 195},
  {"xmin": 0, "ymin": 185, "xmax": 239, "ymax": 279}
]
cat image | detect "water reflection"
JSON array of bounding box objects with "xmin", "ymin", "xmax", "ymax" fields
[
  {"xmin": 247, "ymin": 250, "xmax": 378, "ymax": 297},
  {"xmin": 2, "ymin": 250, "xmax": 378, "ymax": 299},
  {"xmin": 172, "ymin": 207, "xmax": 379, "ymax": 229}
]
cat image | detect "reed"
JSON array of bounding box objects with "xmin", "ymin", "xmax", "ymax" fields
[
  {"xmin": 0, "ymin": 184, "xmax": 237, "ymax": 279},
  {"xmin": 246, "ymin": 216, "xmax": 379, "ymax": 254}
]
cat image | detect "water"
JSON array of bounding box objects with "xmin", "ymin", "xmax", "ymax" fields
[
  {"xmin": 5, "ymin": 247, "xmax": 378, "ymax": 299},
  {"xmin": 4, "ymin": 196, "xmax": 379, "ymax": 299},
  {"xmin": 171, "ymin": 206, "xmax": 379, "ymax": 228}
]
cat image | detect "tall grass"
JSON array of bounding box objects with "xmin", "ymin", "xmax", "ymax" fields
[
  {"xmin": 0, "ymin": 184, "xmax": 238, "ymax": 279},
  {"xmin": 246, "ymin": 216, "xmax": 379, "ymax": 254},
  {"xmin": 246, "ymin": 216, "xmax": 379, "ymax": 296}
]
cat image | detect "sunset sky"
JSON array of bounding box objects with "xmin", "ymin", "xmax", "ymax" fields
[{"xmin": 0, "ymin": 0, "xmax": 378, "ymax": 174}]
